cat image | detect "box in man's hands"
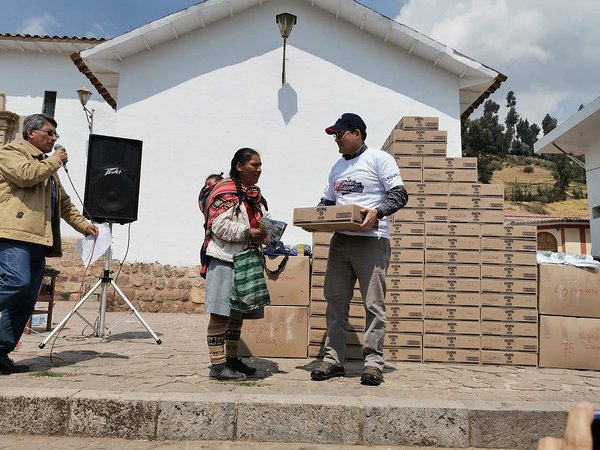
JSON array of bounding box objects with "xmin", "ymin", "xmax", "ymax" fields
[{"xmin": 293, "ymin": 204, "xmax": 376, "ymax": 232}]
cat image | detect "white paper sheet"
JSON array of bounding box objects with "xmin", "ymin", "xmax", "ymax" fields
[{"xmin": 76, "ymin": 223, "xmax": 112, "ymax": 267}]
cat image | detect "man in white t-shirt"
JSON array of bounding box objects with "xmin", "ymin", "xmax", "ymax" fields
[{"xmin": 310, "ymin": 113, "xmax": 408, "ymax": 386}]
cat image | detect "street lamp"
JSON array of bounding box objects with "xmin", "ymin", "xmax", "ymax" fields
[
  {"xmin": 76, "ymin": 87, "xmax": 95, "ymax": 133},
  {"xmin": 276, "ymin": 12, "xmax": 297, "ymax": 85}
]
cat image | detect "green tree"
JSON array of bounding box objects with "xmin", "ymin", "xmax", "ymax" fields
[
  {"xmin": 542, "ymin": 113, "xmax": 557, "ymax": 135},
  {"xmin": 504, "ymin": 91, "xmax": 519, "ymax": 153}
]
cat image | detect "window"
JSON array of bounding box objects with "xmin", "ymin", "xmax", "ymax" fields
[
  {"xmin": 42, "ymin": 91, "xmax": 57, "ymax": 117},
  {"xmin": 538, "ymin": 232, "xmax": 558, "ymax": 252}
]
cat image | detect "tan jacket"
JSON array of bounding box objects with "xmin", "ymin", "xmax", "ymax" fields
[{"xmin": 0, "ymin": 139, "xmax": 91, "ymax": 256}]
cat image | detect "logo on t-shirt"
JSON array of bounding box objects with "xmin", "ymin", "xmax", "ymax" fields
[{"xmin": 334, "ymin": 178, "xmax": 364, "ymax": 195}]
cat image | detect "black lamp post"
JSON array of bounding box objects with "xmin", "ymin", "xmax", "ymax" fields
[{"xmin": 276, "ymin": 13, "xmax": 297, "ymax": 85}]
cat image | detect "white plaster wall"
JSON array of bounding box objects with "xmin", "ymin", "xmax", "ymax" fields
[
  {"xmin": 105, "ymin": 0, "xmax": 463, "ymax": 265},
  {"xmin": 586, "ymin": 147, "xmax": 600, "ymax": 257},
  {"xmin": 0, "ymin": 50, "xmax": 117, "ymax": 249}
]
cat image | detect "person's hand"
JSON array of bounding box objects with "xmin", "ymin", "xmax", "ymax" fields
[
  {"xmin": 85, "ymin": 224, "xmax": 99, "ymax": 237},
  {"xmin": 537, "ymin": 401, "xmax": 594, "ymax": 450},
  {"xmin": 53, "ymin": 146, "xmax": 69, "ymax": 165},
  {"xmin": 248, "ymin": 227, "xmax": 267, "ymax": 244},
  {"xmin": 359, "ymin": 208, "xmax": 379, "ymax": 231}
]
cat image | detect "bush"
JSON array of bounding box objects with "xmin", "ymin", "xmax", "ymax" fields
[{"xmin": 523, "ymin": 165, "xmax": 534, "ymax": 173}]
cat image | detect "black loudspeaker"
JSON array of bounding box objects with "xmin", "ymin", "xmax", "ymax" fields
[{"xmin": 83, "ymin": 134, "xmax": 143, "ymax": 224}]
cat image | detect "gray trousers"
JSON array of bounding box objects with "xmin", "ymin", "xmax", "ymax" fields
[{"xmin": 322, "ymin": 233, "xmax": 390, "ymax": 370}]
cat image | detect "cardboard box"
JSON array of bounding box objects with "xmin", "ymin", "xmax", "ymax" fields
[
  {"xmin": 385, "ymin": 347, "xmax": 423, "ymax": 362},
  {"xmin": 294, "ymin": 205, "xmax": 375, "ymax": 232},
  {"xmin": 386, "ymin": 142, "xmax": 447, "ymax": 156},
  {"xmin": 311, "ymin": 300, "xmax": 364, "ymax": 318},
  {"xmin": 480, "ymin": 279, "xmax": 537, "ymax": 295},
  {"xmin": 481, "ymin": 251, "xmax": 537, "ymax": 266},
  {"xmin": 388, "ymin": 319, "xmax": 423, "ymax": 333},
  {"xmin": 387, "ymin": 263, "xmax": 424, "ymax": 277},
  {"xmin": 406, "ymin": 195, "xmax": 449, "ymax": 209},
  {"xmin": 395, "ymin": 116, "xmax": 439, "ymax": 130},
  {"xmin": 423, "ymin": 320, "xmax": 480, "ymax": 335},
  {"xmin": 423, "ymin": 305, "xmax": 480, "ymax": 321},
  {"xmin": 480, "ymin": 293, "xmax": 537, "ymax": 308},
  {"xmin": 448, "ymin": 197, "xmax": 504, "ymax": 210},
  {"xmin": 388, "ymin": 276, "xmax": 424, "ymax": 291},
  {"xmin": 480, "ymin": 335, "xmax": 538, "ymax": 352},
  {"xmin": 311, "ymin": 258, "xmax": 328, "ymax": 274},
  {"xmin": 480, "ymin": 307, "xmax": 538, "ymax": 323},
  {"xmin": 423, "ymin": 348, "xmax": 480, "ymax": 364},
  {"xmin": 425, "ymin": 249, "xmax": 480, "ymax": 264},
  {"xmin": 481, "ymin": 321, "xmax": 538, "ymax": 337},
  {"xmin": 422, "ymin": 157, "xmax": 477, "ymax": 170},
  {"xmin": 424, "ymin": 277, "xmax": 480, "ymax": 292},
  {"xmin": 386, "ymin": 333, "xmax": 422, "ymax": 347},
  {"xmin": 422, "ymin": 168, "xmax": 478, "ymax": 183},
  {"xmin": 423, "ymin": 334, "xmax": 480, "ymax": 349},
  {"xmin": 311, "ymin": 245, "xmax": 329, "ymax": 259},
  {"xmin": 309, "ymin": 329, "xmax": 363, "ymax": 346},
  {"xmin": 425, "ymin": 236, "xmax": 480, "ymax": 250},
  {"xmin": 480, "ymin": 237, "xmax": 537, "ymax": 252},
  {"xmin": 448, "ymin": 183, "xmax": 505, "ymax": 197},
  {"xmin": 480, "ymin": 224, "xmax": 537, "ymax": 239},
  {"xmin": 447, "ymin": 210, "xmax": 504, "ymax": 224},
  {"xmin": 425, "ymin": 223, "xmax": 480, "ymax": 236},
  {"xmin": 395, "ymin": 155, "xmax": 423, "ymax": 169},
  {"xmin": 388, "ymin": 304, "xmax": 423, "ymax": 319},
  {"xmin": 481, "ymin": 264, "xmax": 537, "ymax": 280},
  {"xmin": 392, "ymin": 208, "xmax": 449, "ymax": 223},
  {"xmin": 312, "ymin": 232, "xmax": 333, "ymax": 246},
  {"xmin": 309, "ymin": 314, "xmax": 364, "ymax": 331},
  {"xmin": 390, "ymin": 249, "xmax": 424, "ymax": 263},
  {"xmin": 387, "ymin": 129, "xmax": 448, "ymax": 143},
  {"xmin": 539, "ymin": 315, "xmax": 600, "ymax": 370},
  {"xmin": 425, "ymin": 263, "xmax": 480, "ymax": 278},
  {"xmin": 385, "ymin": 290, "xmax": 423, "ymax": 305},
  {"xmin": 265, "ymin": 256, "xmax": 310, "ymax": 306},
  {"xmin": 390, "ymin": 235, "xmax": 425, "ymax": 249},
  {"xmin": 423, "ymin": 291, "xmax": 481, "ymax": 306},
  {"xmin": 404, "ymin": 181, "xmax": 449, "ymax": 196},
  {"xmin": 390, "ymin": 222, "xmax": 425, "ymax": 236},
  {"xmin": 240, "ymin": 306, "xmax": 308, "ymax": 358},
  {"xmin": 480, "ymin": 350, "xmax": 537, "ymax": 366},
  {"xmin": 538, "ymin": 264, "xmax": 600, "ymax": 318},
  {"xmin": 398, "ymin": 167, "xmax": 423, "ymax": 182}
]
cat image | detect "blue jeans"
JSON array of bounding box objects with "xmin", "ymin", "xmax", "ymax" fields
[{"xmin": 0, "ymin": 239, "xmax": 46, "ymax": 355}]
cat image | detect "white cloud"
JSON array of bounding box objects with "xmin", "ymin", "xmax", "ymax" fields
[
  {"xmin": 18, "ymin": 13, "xmax": 59, "ymax": 35},
  {"xmin": 396, "ymin": 0, "xmax": 600, "ymax": 125}
]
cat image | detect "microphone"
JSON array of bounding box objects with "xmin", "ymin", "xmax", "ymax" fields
[{"xmin": 54, "ymin": 144, "xmax": 68, "ymax": 173}]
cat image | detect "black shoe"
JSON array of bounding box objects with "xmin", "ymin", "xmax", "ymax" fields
[
  {"xmin": 360, "ymin": 366, "xmax": 383, "ymax": 386},
  {"xmin": 209, "ymin": 363, "xmax": 246, "ymax": 381},
  {"xmin": 310, "ymin": 362, "xmax": 345, "ymax": 381},
  {"xmin": 226, "ymin": 357, "xmax": 257, "ymax": 375},
  {"xmin": 0, "ymin": 354, "xmax": 30, "ymax": 374}
]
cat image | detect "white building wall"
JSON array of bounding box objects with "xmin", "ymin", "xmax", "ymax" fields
[
  {"xmin": 0, "ymin": 50, "xmax": 116, "ymax": 248},
  {"xmin": 107, "ymin": 0, "xmax": 463, "ymax": 265},
  {"xmin": 586, "ymin": 147, "xmax": 600, "ymax": 257}
]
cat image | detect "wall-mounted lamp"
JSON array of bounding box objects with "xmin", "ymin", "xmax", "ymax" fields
[
  {"xmin": 76, "ymin": 87, "xmax": 95, "ymax": 133},
  {"xmin": 276, "ymin": 12, "xmax": 297, "ymax": 85}
]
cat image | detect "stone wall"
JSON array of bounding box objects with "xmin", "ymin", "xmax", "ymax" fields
[{"xmin": 49, "ymin": 238, "xmax": 205, "ymax": 313}]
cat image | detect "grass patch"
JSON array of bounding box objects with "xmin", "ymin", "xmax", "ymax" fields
[{"xmin": 29, "ymin": 370, "xmax": 64, "ymax": 378}]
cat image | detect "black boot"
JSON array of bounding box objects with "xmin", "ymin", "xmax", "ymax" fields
[{"xmin": 226, "ymin": 357, "xmax": 257, "ymax": 375}]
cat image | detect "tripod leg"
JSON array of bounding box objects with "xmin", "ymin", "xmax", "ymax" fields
[
  {"xmin": 110, "ymin": 280, "xmax": 162, "ymax": 345},
  {"xmin": 39, "ymin": 278, "xmax": 103, "ymax": 348}
]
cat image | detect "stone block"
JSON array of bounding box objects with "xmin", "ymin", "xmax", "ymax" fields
[{"xmin": 0, "ymin": 393, "xmax": 70, "ymax": 435}]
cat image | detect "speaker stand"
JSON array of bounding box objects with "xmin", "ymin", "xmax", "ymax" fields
[{"xmin": 39, "ymin": 224, "xmax": 162, "ymax": 348}]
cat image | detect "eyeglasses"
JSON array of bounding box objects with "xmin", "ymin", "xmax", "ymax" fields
[
  {"xmin": 333, "ymin": 130, "xmax": 350, "ymax": 140},
  {"xmin": 34, "ymin": 129, "xmax": 59, "ymax": 138}
]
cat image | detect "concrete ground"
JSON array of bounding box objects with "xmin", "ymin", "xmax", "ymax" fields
[{"xmin": 3, "ymin": 300, "xmax": 600, "ymax": 449}]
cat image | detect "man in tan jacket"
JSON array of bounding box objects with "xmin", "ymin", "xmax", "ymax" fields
[{"xmin": 0, "ymin": 113, "xmax": 98, "ymax": 374}]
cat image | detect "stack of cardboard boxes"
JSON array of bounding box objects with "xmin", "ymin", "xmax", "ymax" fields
[
  {"xmin": 299, "ymin": 116, "xmax": 539, "ymax": 366},
  {"xmin": 538, "ymin": 264, "xmax": 600, "ymax": 370}
]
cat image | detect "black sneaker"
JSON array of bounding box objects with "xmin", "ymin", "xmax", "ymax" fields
[
  {"xmin": 310, "ymin": 362, "xmax": 345, "ymax": 381},
  {"xmin": 0, "ymin": 354, "xmax": 30, "ymax": 375},
  {"xmin": 360, "ymin": 366, "xmax": 384, "ymax": 386},
  {"xmin": 209, "ymin": 363, "xmax": 246, "ymax": 381},
  {"xmin": 226, "ymin": 357, "xmax": 257, "ymax": 375}
]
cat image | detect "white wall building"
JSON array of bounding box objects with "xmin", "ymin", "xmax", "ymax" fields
[
  {"xmin": 535, "ymin": 96, "xmax": 600, "ymax": 258},
  {"xmin": 2, "ymin": 0, "xmax": 505, "ymax": 266}
]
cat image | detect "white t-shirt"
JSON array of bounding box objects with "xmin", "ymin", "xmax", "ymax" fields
[{"xmin": 322, "ymin": 147, "xmax": 403, "ymax": 238}]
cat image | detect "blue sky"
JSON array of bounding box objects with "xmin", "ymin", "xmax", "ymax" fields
[{"xmin": 1, "ymin": 0, "xmax": 598, "ymax": 127}]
